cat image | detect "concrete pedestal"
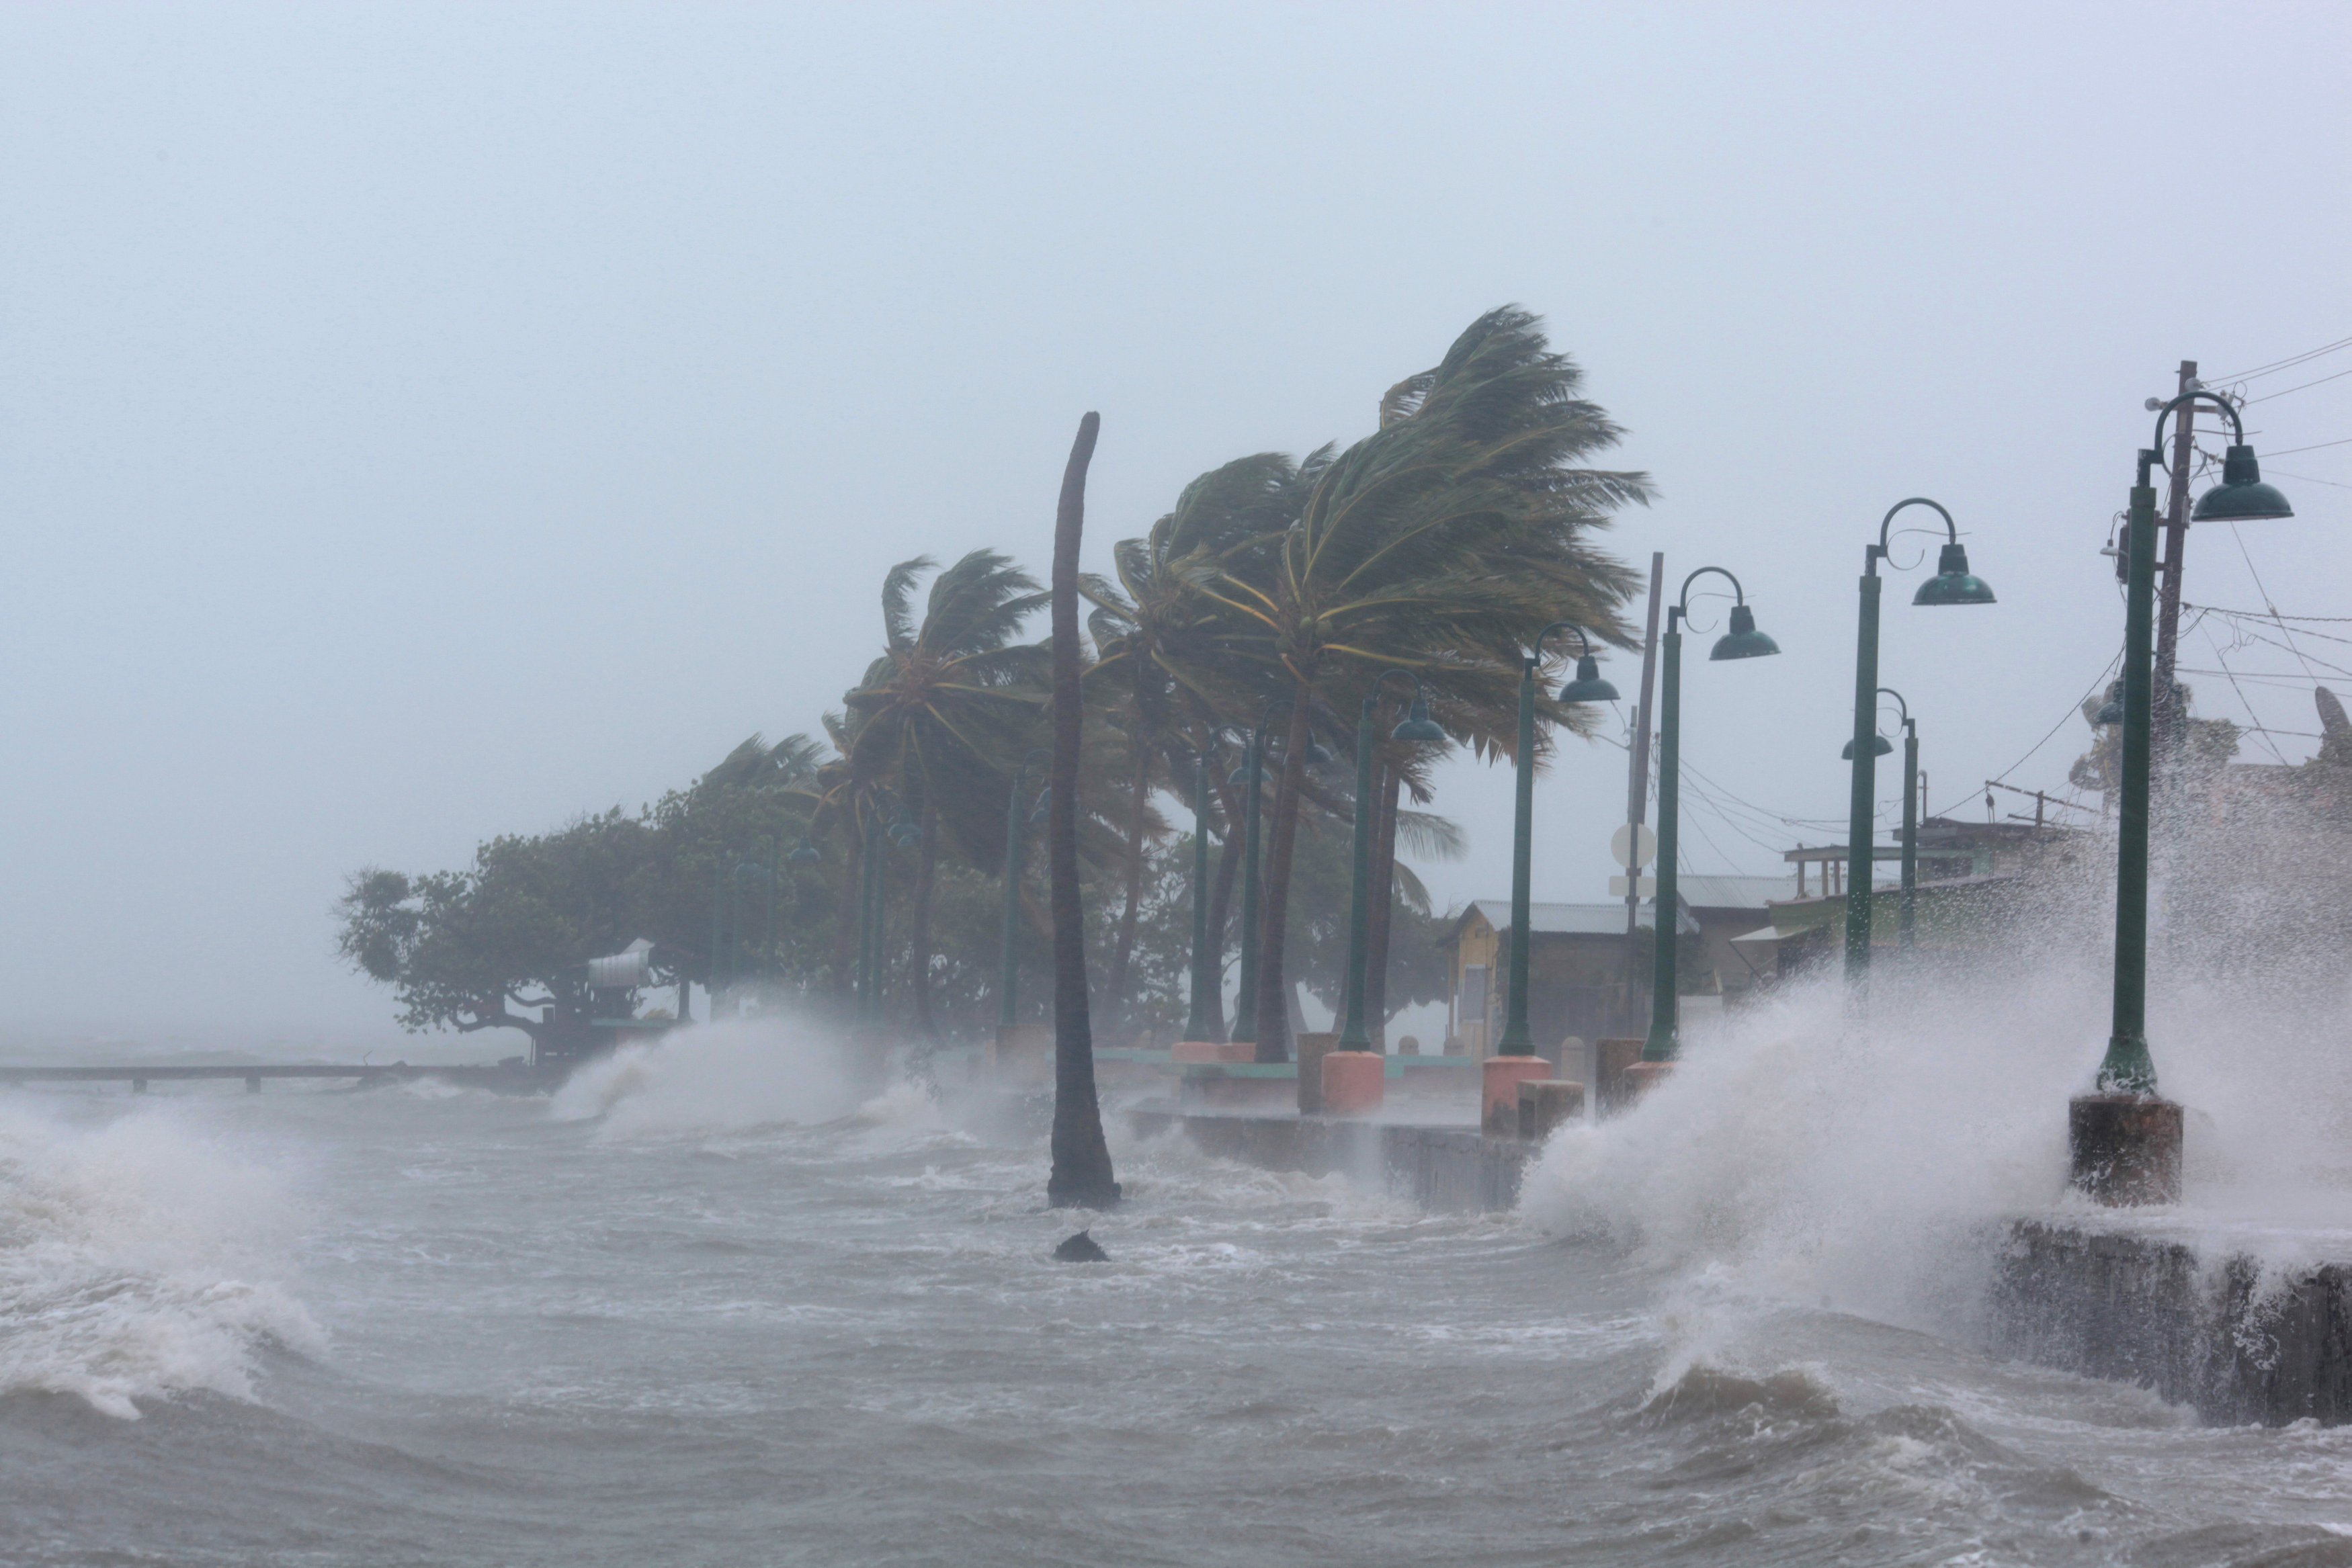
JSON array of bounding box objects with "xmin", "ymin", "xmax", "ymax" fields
[
  {"xmin": 1517, "ymin": 1079, "xmax": 1585, "ymax": 1141},
  {"xmin": 1481, "ymin": 1055, "xmax": 1551, "ymax": 1135},
  {"xmin": 1619, "ymin": 1061, "xmax": 1675, "ymax": 1100},
  {"xmin": 1594, "ymin": 1037, "xmax": 1644, "ymax": 1117},
  {"xmin": 1321, "ymin": 1051, "xmax": 1384, "ymax": 1117},
  {"xmin": 1294, "ymin": 1032, "xmax": 1338, "ymax": 1115},
  {"xmin": 2069, "ymin": 1093, "xmax": 2183, "ymax": 1206}
]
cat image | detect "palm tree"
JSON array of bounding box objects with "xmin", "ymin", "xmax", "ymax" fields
[
  {"xmin": 1083, "ymin": 451, "xmax": 1309, "ymax": 1036},
  {"xmin": 1047, "ymin": 413, "xmax": 1119, "ymax": 1209},
  {"xmin": 831, "ymin": 550, "xmax": 1050, "ymax": 1034},
  {"xmin": 1197, "ymin": 306, "xmax": 1650, "ymax": 1057}
]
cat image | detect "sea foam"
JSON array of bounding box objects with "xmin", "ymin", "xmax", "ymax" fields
[{"xmin": 0, "ymin": 1100, "xmax": 321, "ymax": 1418}]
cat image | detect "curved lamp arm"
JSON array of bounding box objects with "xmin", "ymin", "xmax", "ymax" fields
[
  {"xmin": 1876, "ymin": 686, "xmax": 1910, "ymax": 726},
  {"xmin": 1368, "ymin": 668, "xmax": 1425, "ymax": 709},
  {"xmin": 1529, "ymin": 619, "xmax": 1596, "ymax": 666},
  {"xmin": 2150, "ymin": 390, "xmax": 2246, "ymax": 468},
  {"xmin": 1874, "ymin": 497, "xmax": 1959, "ymax": 563},
  {"xmin": 1675, "ymin": 565, "xmax": 1749, "ymax": 619}
]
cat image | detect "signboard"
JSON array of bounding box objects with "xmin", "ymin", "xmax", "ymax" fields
[{"xmin": 1609, "ymin": 822, "xmax": 1658, "ymax": 869}]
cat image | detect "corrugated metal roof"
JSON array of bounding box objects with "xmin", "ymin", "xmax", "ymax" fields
[{"xmin": 1675, "ymin": 874, "xmax": 1800, "ymax": 910}]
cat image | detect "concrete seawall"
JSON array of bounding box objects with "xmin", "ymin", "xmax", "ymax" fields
[
  {"xmin": 1125, "ymin": 1106, "xmax": 1531, "ymax": 1214},
  {"xmin": 1991, "ymin": 1219, "xmax": 2352, "ymax": 1426}
]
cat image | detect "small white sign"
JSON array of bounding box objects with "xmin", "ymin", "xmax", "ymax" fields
[
  {"xmin": 1608, "ymin": 875, "xmax": 1658, "ymax": 897},
  {"xmin": 1609, "ymin": 822, "xmax": 1658, "ymax": 869}
]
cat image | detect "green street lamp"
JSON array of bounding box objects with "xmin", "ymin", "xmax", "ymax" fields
[
  {"xmin": 1845, "ymin": 500, "xmax": 1994, "ymax": 992},
  {"xmin": 2095, "ymin": 393, "xmax": 2291, "ymax": 1101},
  {"xmin": 1842, "ymin": 688, "xmax": 1920, "ymax": 950},
  {"xmin": 1644, "ymin": 569, "xmax": 1780, "ymax": 1063},
  {"xmin": 1497, "ymin": 623, "xmax": 1620, "ymax": 1057},
  {"xmin": 1336, "ymin": 672, "xmax": 1448, "ymax": 1051},
  {"xmin": 995, "ymin": 749, "xmax": 1049, "ymax": 1030},
  {"xmin": 1182, "ymin": 748, "xmax": 1222, "ymax": 1043}
]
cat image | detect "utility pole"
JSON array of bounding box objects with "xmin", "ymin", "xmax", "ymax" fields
[
  {"xmin": 1620, "ymin": 552, "xmax": 1665, "ymax": 1035},
  {"xmin": 2150, "ymin": 359, "xmax": 2199, "ymax": 771}
]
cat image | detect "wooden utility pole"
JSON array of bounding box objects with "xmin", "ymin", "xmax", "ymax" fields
[
  {"xmin": 2150, "ymin": 359, "xmax": 2199, "ymax": 771},
  {"xmin": 1619, "ymin": 552, "xmax": 1665, "ymax": 1034}
]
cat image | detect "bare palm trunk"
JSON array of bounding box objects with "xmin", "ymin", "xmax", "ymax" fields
[
  {"xmin": 1103, "ymin": 733, "xmax": 1151, "ymax": 1035},
  {"xmin": 1364, "ymin": 761, "xmax": 1402, "ymax": 1051},
  {"xmin": 1047, "ymin": 412, "xmax": 1119, "ymax": 1209},
  {"xmin": 1251, "ymin": 684, "xmax": 1314, "ymax": 1062},
  {"xmin": 830, "ymin": 820, "xmax": 864, "ymax": 1002},
  {"xmin": 909, "ymin": 800, "xmax": 940, "ymax": 1039}
]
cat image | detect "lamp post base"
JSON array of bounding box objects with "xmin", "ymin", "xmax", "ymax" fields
[
  {"xmin": 2068, "ymin": 1094, "xmax": 2183, "ymax": 1206},
  {"xmin": 1320, "ymin": 1051, "xmax": 1384, "ymax": 1117},
  {"xmin": 1481, "ymin": 1056, "xmax": 1551, "ymax": 1135}
]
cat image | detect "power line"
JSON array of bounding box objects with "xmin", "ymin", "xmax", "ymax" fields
[
  {"xmin": 1961, "ymin": 654, "xmax": 2121, "ymax": 816},
  {"xmin": 2210, "ymin": 335, "xmax": 2352, "ymax": 386},
  {"xmin": 2246, "ymin": 365, "xmax": 2352, "ymax": 405},
  {"xmin": 2264, "ymin": 435, "xmax": 2352, "ymax": 458}
]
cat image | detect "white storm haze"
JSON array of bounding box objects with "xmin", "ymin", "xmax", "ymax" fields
[{"xmin": 1, "ymin": 2, "xmax": 2345, "ymax": 1045}]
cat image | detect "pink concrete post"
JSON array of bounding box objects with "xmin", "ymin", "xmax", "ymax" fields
[{"xmin": 1321, "ymin": 1051, "xmax": 1384, "ymax": 1117}]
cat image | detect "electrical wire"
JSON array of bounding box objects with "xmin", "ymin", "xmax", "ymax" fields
[
  {"xmin": 2263, "ymin": 435, "xmax": 2352, "ymax": 458},
  {"xmin": 2209, "ymin": 335, "xmax": 2352, "ymax": 386},
  {"xmin": 2245, "ymin": 365, "xmax": 2352, "ymax": 405},
  {"xmin": 1955, "ymin": 654, "xmax": 2121, "ymax": 818}
]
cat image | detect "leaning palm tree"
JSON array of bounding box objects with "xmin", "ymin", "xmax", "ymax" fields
[
  {"xmin": 1083, "ymin": 452, "xmax": 1308, "ymax": 1032},
  {"xmin": 1197, "ymin": 306, "xmax": 1650, "ymax": 1057},
  {"xmin": 831, "ymin": 550, "xmax": 1050, "ymax": 1034}
]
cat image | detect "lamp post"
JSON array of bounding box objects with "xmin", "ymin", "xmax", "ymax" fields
[
  {"xmin": 995, "ymin": 750, "xmax": 1048, "ymax": 1029},
  {"xmin": 1496, "ymin": 624, "xmax": 1621, "ymax": 1057},
  {"xmin": 1642, "ymin": 569, "xmax": 1781, "ymax": 1065},
  {"xmin": 1182, "ymin": 748, "xmax": 1221, "ymax": 1043},
  {"xmin": 1845, "ymin": 499, "xmax": 1994, "ymax": 992},
  {"xmin": 2073, "ymin": 392, "xmax": 2290, "ymax": 1203},
  {"xmin": 1336, "ymin": 671, "xmax": 1447, "ymax": 1051},
  {"xmin": 1841, "ymin": 688, "xmax": 1918, "ymax": 949}
]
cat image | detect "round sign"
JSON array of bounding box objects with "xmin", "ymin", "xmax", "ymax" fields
[{"xmin": 1609, "ymin": 822, "xmax": 1658, "ymax": 869}]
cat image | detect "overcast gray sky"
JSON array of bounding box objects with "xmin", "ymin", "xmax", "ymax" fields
[{"xmin": 3, "ymin": 2, "xmax": 2346, "ymax": 1047}]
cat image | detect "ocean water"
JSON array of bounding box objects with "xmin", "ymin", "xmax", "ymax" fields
[{"xmin": 9, "ymin": 1000, "xmax": 2352, "ymax": 1567}]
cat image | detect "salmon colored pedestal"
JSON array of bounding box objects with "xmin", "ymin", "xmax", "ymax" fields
[
  {"xmin": 1481, "ymin": 1055, "xmax": 1552, "ymax": 1135},
  {"xmin": 1171, "ymin": 1039, "xmax": 1255, "ymax": 1064},
  {"xmin": 1320, "ymin": 1051, "xmax": 1385, "ymax": 1116}
]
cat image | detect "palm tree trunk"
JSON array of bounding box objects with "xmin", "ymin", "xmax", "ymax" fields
[
  {"xmin": 1251, "ymin": 683, "xmax": 1314, "ymax": 1061},
  {"xmin": 1103, "ymin": 732, "xmax": 1151, "ymax": 1035},
  {"xmin": 909, "ymin": 800, "xmax": 940, "ymax": 1039},
  {"xmin": 830, "ymin": 818, "xmax": 864, "ymax": 1001},
  {"xmin": 1046, "ymin": 412, "xmax": 1119, "ymax": 1210},
  {"xmin": 1364, "ymin": 760, "xmax": 1402, "ymax": 1051}
]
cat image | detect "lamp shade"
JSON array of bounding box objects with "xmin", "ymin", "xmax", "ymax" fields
[
  {"xmin": 1226, "ymin": 763, "xmax": 1259, "ymax": 787},
  {"xmin": 2094, "ymin": 681, "xmax": 2124, "ymax": 727},
  {"xmin": 2191, "ymin": 445, "xmax": 2293, "ymax": 523},
  {"xmin": 1305, "ymin": 740, "xmax": 1336, "ymax": 766},
  {"xmin": 1913, "ymin": 542, "xmax": 1997, "ymax": 607},
  {"xmin": 788, "ymin": 838, "xmax": 821, "ymax": 865},
  {"xmin": 1841, "ymin": 734, "xmax": 1895, "ymax": 760},
  {"xmin": 1390, "ymin": 695, "xmax": 1447, "ymax": 743},
  {"xmin": 1557, "ymin": 654, "xmax": 1622, "ymax": 704},
  {"xmin": 1710, "ymin": 603, "xmax": 1781, "ymax": 660}
]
